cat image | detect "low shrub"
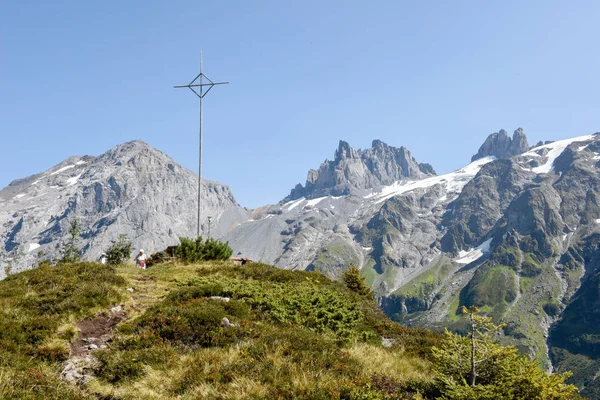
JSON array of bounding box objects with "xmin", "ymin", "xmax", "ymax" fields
[
  {"xmin": 180, "ymin": 275, "xmax": 365, "ymax": 340},
  {"xmin": 95, "ymin": 349, "xmax": 146, "ymax": 384},
  {"xmin": 133, "ymin": 298, "xmax": 251, "ymax": 348}
]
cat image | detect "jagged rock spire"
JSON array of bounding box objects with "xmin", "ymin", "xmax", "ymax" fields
[
  {"xmin": 286, "ymin": 139, "xmax": 436, "ymax": 201},
  {"xmin": 471, "ymin": 128, "xmax": 530, "ymax": 162}
]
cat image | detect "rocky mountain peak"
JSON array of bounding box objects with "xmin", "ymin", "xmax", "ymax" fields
[
  {"xmin": 334, "ymin": 140, "xmax": 359, "ymax": 160},
  {"xmin": 98, "ymin": 140, "xmax": 156, "ymax": 162},
  {"xmin": 0, "ymin": 140, "xmax": 249, "ymax": 277},
  {"xmin": 471, "ymin": 128, "xmax": 530, "ymax": 162},
  {"xmin": 285, "ymin": 139, "xmax": 436, "ymax": 201}
]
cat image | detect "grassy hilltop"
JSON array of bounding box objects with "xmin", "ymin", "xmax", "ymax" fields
[{"xmin": 0, "ymin": 260, "xmax": 581, "ymax": 399}]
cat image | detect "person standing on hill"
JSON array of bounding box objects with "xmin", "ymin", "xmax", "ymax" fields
[{"xmin": 135, "ymin": 249, "xmax": 147, "ymax": 270}]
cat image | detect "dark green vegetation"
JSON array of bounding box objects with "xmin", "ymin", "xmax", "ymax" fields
[
  {"xmin": 147, "ymin": 236, "xmax": 233, "ymax": 266},
  {"xmin": 0, "ymin": 259, "xmax": 584, "ymax": 399},
  {"xmin": 105, "ymin": 234, "xmax": 133, "ymax": 265},
  {"xmin": 551, "ymin": 269, "xmax": 600, "ymax": 398},
  {"xmin": 0, "ymin": 262, "xmax": 125, "ymax": 399}
]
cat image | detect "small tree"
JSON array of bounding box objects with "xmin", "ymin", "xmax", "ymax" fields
[
  {"xmin": 105, "ymin": 234, "xmax": 133, "ymax": 265},
  {"xmin": 461, "ymin": 306, "xmax": 507, "ymax": 387},
  {"xmin": 58, "ymin": 217, "xmax": 81, "ymax": 264},
  {"xmin": 342, "ymin": 264, "xmax": 372, "ymax": 298},
  {"xmin": 431, "ymin": 306, "xmax": 578, "ymax": 398}
]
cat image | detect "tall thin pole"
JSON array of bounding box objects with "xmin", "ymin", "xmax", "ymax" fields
[
  {"xmin": 174, "ymin": 53, "xmax": 228, "ymax": 238},
  {"xmin": 198, "ymin": 53, "xmax": 203, "ymax": 238}
]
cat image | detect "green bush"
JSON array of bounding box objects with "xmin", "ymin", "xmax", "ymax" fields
[
  {"xmin": 105, "ymin": 234, "xmax": 133, "ymax": 265},
  {"xmin": 202, "ymin": 237, "xmax": 233, "ymax": 261},
  {"xmin": 158, "ymin": 236, "xmax": 233, "ymax": 264},
  {"xmin": 432, "ymin": 308, "xmax": 578, "ymax": 399}
]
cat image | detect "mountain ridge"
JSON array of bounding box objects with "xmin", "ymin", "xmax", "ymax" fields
[
  {"xmin": 285, "ymin": 139, "xmax": 436, "ymax": 202},
  {"xmin": 3, "ymin": 129, "xmax": 600, "ymax": 395}
]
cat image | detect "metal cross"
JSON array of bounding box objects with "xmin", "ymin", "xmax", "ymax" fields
[{"xmin": 174, "ymin": 53, "xmax": 228, "ymax": 238}]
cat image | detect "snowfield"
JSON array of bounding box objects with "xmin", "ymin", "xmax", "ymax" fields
[
  {"xmin": 365, "ymin": 156, "xmax": 497, "ymax": 204},
  {"xmin": 522, "ymin": 134, "xmax": 595, "ymax": 174},
  {"xmin": 454, "ymin": 238, "xmax": 493, "ymax": 264}
]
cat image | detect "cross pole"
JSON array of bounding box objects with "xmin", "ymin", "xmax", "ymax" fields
[{"xmin": 174, "ymin": 53, "xmax": 228, "ymax": 237}]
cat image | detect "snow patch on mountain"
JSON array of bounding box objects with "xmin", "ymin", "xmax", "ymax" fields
[
  {"xmin": 454, "ymin": 238, "xmax": 493, "ymax": 264},
  {"xmin": 51, "ymin": 165, "xmax": 75, "ymax": 175},
  {"xmin": 523, "ymin": 134, "xmax": 594, "ymax": 174},
  {"xmin": 66, "ymin": 174, "xmax": 83, "ymax": 186},
  {"xmin": 305, "ymin": 196, "xmax": 343, "ymax": 208},
  {"xmin": 28, "ymin": 243, "xmax": 40, "ymax": 252},
  {"xmin": 365, "ymin": 156, "xmax": 496, "ymax": 204},
  {"xmin": 283, "ymin": 198, "xmax": 304, "ymax": 211}
]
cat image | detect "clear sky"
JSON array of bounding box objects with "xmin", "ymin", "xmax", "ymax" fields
[{"xmin": 2, "ymin": 1, "xmax": 600, "ymax": 208}]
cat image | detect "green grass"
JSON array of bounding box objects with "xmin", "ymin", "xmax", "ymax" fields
[
  {"xmin": 461, "ymin": 264, "xmax": 518, "ymax": 321},
  {"xmin": 0, "ymin": 259, "xmax": 582, "ymax": 400},
  {"xmin": 88, "ymin": 262, "xmax": 441, "ymax": 399},
  {"xmin": 361, "ymin": 258, "xmax": 379, "ymax": 286},
  {"xmin": 0, "ymin": 262, "xmax": 126, "ymax": 399},
  {"xmin": 394, "ymin": 262, "xmax": 452, "ymax": 299}
]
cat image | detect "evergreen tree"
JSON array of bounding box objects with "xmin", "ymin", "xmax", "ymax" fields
[
  {"xmin": 342, "ymin": 264, "xmax": 372, "ymax": 298},
  {"xmin": 105, "ymin": 234, "xmax": 133, "ymax": 265},
  {"xmin": 58, "ymin": 217, "xmax": 81, "ymax": 264},
  {"xmin": 431, "ymin": 306, "xmax": 578, "ymax": 399}
]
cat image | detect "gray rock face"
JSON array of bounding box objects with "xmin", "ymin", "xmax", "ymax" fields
[
  {"xmin": 0, "ymin": 140, "xmax": 249, "ymax": 277},
  {"xmin": 471, "ymin": 128, "xmax": 530, "ymax": 162},
  {"xmin": 286, "ymin": 140, "xmax": 436, "ymax": 201}
]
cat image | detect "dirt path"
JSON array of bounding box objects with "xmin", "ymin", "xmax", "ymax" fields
[
  {"xmin": 61, "ymin": 269, "xmax": 167, "ymax": 385},
  {"xmin": 61, "ymin": 307, "xmax": 127, "ymax": 384},
  {"xmin": 70, "ymin": 308, "xmax": 128, "ymax": 357},
  {"xmin": 61, "ymin": 268, "xmax": 169, "ymax": 385}
]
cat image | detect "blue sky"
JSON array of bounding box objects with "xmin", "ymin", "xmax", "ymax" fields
[{"xmin": 2, "ymin": 1, "xmax": 600, "ymax": 208}]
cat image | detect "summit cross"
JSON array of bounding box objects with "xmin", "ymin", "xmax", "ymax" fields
[{"xmin": 174, "ymin": 52, "xmax": 229, "ymax": 237}]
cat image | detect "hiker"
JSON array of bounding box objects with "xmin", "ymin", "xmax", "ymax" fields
[
  {"xmin": 99, "ymin": 252, "xmax": 108, "ymax": 265},
  {"xmin": 135, "ymin": 249, "xmax": 147, "ymax": 270}
]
